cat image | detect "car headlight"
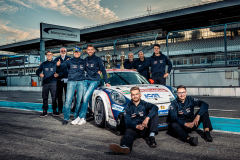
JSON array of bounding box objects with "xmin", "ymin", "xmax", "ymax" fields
[
  {"xmin": 171, "ymin": 87, "xmax": 177, "ymax": 98},
  {"xmin": 110, "ymin": 91, "xmax": 126, "ymax": 105}
]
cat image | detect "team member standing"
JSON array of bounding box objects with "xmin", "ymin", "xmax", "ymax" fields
[
  {"xmin": 36, "ymin": 51, "xmax": 63, "ymax": 117},
  {"xmin": 137, "ymin": 44, "xmax": 172, "ymax": 85},
  {"xmin": 130, "ymin": 51, "xmax": 149, "ymax": 80},
  {"xmin": 124, "ymin": 52, "xmax": 135, "ymax": 69},
  {"xmin": 57, "ymin": 47, "xmax": 85, "ymax": 125},
  {"xmin": 169, "ymin": 85, "xmax": 213, "ymax": 146},
  {"xmin": 74, "ymin": 44, "xmax": 111, "ymax": 125},
  {"xmin": 54, "ymin": 47, "xmax": 71, "ymax": 113},
  {"xmin": 110, "ymin": 87, "xmax": 159, "ymax": 154}
]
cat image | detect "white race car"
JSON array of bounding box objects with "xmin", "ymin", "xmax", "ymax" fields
[{"xmin": 87, "ymin": 69, "xmax": 177, "ymax": 134}]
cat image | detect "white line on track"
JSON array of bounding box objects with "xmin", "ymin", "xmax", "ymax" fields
[
  {"xmin": 210, "ymin": 116, "xmax": 240, "ymax": 120},
  {"xmin": 197, "ymin": 128, "xmax": 240, "ymax": 135},
  {"xmin": 195, "ymin": 107, "xmax": 236, "ymax": 112}
]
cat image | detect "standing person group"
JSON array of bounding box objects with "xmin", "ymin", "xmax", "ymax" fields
[
  {"xmin": 36, "ymin": 45, "xmax": 110, "ymax": 125},
  {"xmin": 125, "ymin": 44, "xmax": 172, "ymax": 85}
]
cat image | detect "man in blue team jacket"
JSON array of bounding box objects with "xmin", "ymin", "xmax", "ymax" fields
[
  {"xmin": 110, "ymin": 86, "xmax": 159, "ymax": 154},
  {"xmin": 36, "ymin": 51, "xmax": 63, "ymax": 117},
  {"xmin": 76, "ymin": 44, "xmax": 111, "ymax": 125},
  {"xmin": 124, "ymin": 52, "xmax": 134, "ymax": 69},
  {"xmin": 169, "ymin": 85, "xmax": 213, "ymax": 146},
  {"xmin": 57, "ymin": 47, "xmax": 86, "ymax": 125},
  {"xmin": 129, "ymin": 51, "xmax": 149, "ymax": 80},
  {"xmin": 137, "ymin": 44, "xmax": 172, "ymax": 85},
  {"xmin": 54, "ymin": 47, "xmax": 71, "ymax": 113}
]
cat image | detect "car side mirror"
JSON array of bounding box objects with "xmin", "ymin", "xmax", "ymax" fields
[{"xmin": 149, "ymin": 79, "xmax": 154, "ymax": 84}]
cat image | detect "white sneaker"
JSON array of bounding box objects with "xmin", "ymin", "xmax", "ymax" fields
[
  {"xmin": 77, "ymin": 118, "xmax": 86, "ymax": 125},
  {"xmin": 71, "ymin": 117, "xmax": 81, "ymax": 125}
]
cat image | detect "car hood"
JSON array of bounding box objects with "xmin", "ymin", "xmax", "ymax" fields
[{"xmin": 104, "ymin": 84, "xmax": 175, "ymax": 104}]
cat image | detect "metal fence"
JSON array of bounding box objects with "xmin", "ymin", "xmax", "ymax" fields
[{"xmin": 166, "ymin": 21, "xmax": 240, "ymax": 68}]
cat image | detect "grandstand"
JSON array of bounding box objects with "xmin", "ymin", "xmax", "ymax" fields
[{"xmin": 0, "ymin": 0, "xmax": 240, "ymax": 87}]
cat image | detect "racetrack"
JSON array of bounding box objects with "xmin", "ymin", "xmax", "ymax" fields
[{"xmin": 0, "ymin": 91, "xmax": 239, "ymax": 160}]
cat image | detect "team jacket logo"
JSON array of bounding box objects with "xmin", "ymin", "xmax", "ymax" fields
[
  {"xmin": 45, "ymin": 68, "xmax": 49, "ymax": 71},
  {"xmin": 160, "ymin": 60, "xmax": 163, "ymax": 63},
  {"xmin": 154, "ymin": 61, "xmax": 157, "ymax": 64},
  {"xmin": 72, "ymin": 65, "xmax": 77, "ymax": 68},
  {"xmin": 80, "ymin": 65, "xmax": 83, "ymax": 69},
  {"xmin": 86, "ymin": 63, "xmax": 89, "ymax": 66},
  {"xmin": 90, "ymin": 64, "xmax": 94, "ymax": 67},
  {"xmin": 50, "ymin": 68, "xmax": 54, "ymax": 71},
  {"xmin": 144, "ymin": 94, "xmax": 161, "ymax": 99}
]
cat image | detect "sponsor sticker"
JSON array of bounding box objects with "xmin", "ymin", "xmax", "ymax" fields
[
  {"xmin": 158, "ymin": 110, "xmax": 168, "ymax": 115},
  {"xmin": 144, "ymin": 93, "xmax": 161, "ymax": 99},
  {"xmin": 160, "ymin": 106, "xmax": 165, "ymax": 109},
  {"xmin": 112, "ymin": 104, "xmax": 124, "ymax": 112},
  {"xmin": 122, "ymin": 90, "xmax": 131, "ymax": 94}
]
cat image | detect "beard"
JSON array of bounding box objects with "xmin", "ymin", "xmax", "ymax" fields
[{"xmin": 132, "ymin": 97, "xmax": 140, "ymax": 102}]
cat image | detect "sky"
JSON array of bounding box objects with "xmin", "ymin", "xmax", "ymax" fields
[{"xmin": 0, "ymin": 0, "xmax": 217, "ymax": 46}]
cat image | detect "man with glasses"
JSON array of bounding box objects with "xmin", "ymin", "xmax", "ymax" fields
[
  {"xmin": 54, "ymin": 47, "xmax": 71, "ymax": 114},
  {"xmin": 36, "ymin": 51, "xmax": 63, "ymax": 117},
  {"xmin": 169, "ymin": 85, "xmax": 213, "ymax": 146},
  {"xmin": 137, "ymin": 44, "xmax": 172, "ymax": 85}
]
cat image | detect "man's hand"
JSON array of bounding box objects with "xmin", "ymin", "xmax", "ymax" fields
[
  {"xmin": 106, "ymin": 83, "xmax": 111, "ymax": 87},
  {"xmin": 132, "ymin": 69, "xmax": 137, "ymax": 71},
  {"xmin": 163, "ymin": 73, "xmax": 169, "ymax": 78},
  {"xmin": 142, "ymin": 117, "xmax": 150, "ymax": 128},
  {"xmin": 54, "ymin": 72, "xmax": 59, "ymax": 77},
  {"xmin": 193, "ymin": 115, "xmax": 200, "ymax": 127},
  {"xmin": 67, "ymin": 58, "xmax": 70, "ymax": 61},
  {"xmin": 136, "ymin": 124, "xmax": 144, "ymax": 130},
  {"xmin": 57, "ymin": 59, "xmax": 61, "ymax": 66},
  {"xmin": 98, "ymin": 71, "xmax": 102, "ymax": 75},
  {"xmin": 40, "ymin": 73, "xmax": 44, "ymax": 78},
  {"xmin": 184, "ymin": 122, "xmax": 194, "ymax": 129}
]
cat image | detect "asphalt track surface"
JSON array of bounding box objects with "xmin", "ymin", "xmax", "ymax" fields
[{"xmin": 0, "ymin": 91, "xmax": 240, "ymax": 160}]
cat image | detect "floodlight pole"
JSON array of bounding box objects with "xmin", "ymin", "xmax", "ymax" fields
[
  {"xmin": 166, "ymin": 32, "xmax": 171, "ymax": 59},
  {"xmin": 224, "ymin": 23, "xmax": 228, "ymax": 66}
]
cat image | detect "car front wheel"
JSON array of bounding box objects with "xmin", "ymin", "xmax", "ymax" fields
[{"xmin": 94, "ymin": 98, "xmax": 106, "ymax": 128}]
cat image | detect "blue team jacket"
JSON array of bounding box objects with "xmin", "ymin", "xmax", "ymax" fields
[
  {"xmin": 124, "ymin": 60, "xmax": 134, "ymax": 69},
  {"xmin": 124, "ymin": 100, "xmax": 158, "ymax": 130},
  {"xmin": 54, "ymin": 55, "xmax": 71, "ymax": 79},
  {"xmin": 85, "ymin": 54, "xmax": 108, "ymax": 83},
  {"xmin": 130, "ymin": 58, "xmax": 149, "ymax": 79},
  {"xmin": 137, "ymin": 52, "xmax": 172, "ymax": 77},
  {"xmin": 169, "ymin": 96, "xmax": 209, "ymax": 126},
  {"xmin": 36, "ymin": 60, "xmax": 63, "ymax": 84},
  {"xmin": 60, "ymin": 57, "xmax": 85, "ymax": 81}
]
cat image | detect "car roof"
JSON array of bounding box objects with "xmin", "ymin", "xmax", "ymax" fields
[{"xmin": 106, "ymin": 69, "xmax": 137, "ymax": 73}]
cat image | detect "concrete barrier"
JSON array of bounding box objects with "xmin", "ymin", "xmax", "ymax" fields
[{"xmin": 0, "ymin": 86, "xmax": 42, "ymax": 91}]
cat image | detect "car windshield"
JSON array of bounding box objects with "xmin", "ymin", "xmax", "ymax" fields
[{"xmin": 100, "ymin": 72, "xmax": 149, "ymax": 86}]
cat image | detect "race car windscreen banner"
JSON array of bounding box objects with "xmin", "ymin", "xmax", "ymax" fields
[
  {"xmin": 0, "ymin": 59, "xmax": 7, "ymax": 67},
  {"xmin": 8, "ymin": 57, "xmax": 25, "ymax": 67},
  {"xmin": 112, "ymin": 55, "xmax": 117, "ymax": 67}
]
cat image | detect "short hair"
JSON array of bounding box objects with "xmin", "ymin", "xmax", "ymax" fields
[
  {"xmin": 177, "ymin": 85, "xmax": 186, "ymax": 91},
  {"xmin": 128, "ymin": 52, "xmax": 133, "ymax": 56},
  {"xmin": 130, "ymin": 86, "xmax": 140, "ymax": 92},
  {"xmin": 153, "ymin": 44, "xmax": 160, "ymax": 48},
  {"xmin": 87, "ymin": 44, "xmax": 95, "ymax": 49},
  {"xmin": 138, "ymin": 51, "xmax": 144, "ymax": 54},
  {"xmin": 60, "ymin": 47, "xmax": 67, "ymax": 52},
  {"xmin": 45, "ymin": 50, "xmax": 53, "ymax": 55}
]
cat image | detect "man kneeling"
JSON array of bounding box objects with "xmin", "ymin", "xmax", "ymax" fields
[
  {"xmin": 110, "ymin": 86, "xmax": 159, "ymax": 154},
  {"xmin": 169, "ymin": 85, "xmax": 213, "ymax": 146}
]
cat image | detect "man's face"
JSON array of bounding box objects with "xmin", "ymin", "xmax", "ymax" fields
[
  {"xmin": 46, "ymin": 52, "xmax": 53, "ymax": 61},
  {"xmin": 74, "ymin": 51, "xmax": 81, "ymax": 58},
  {"xmin": 86, "ymin": 47, "xmax": 95, "ymax": 57},
  {"xmin": 177, "ymin": 88, "xmax": 187, "ymax": 101},
  {"xmin": 138, "ymin": 52, "xmax": 144, "ymax": 59},
  {"xmin": 60, "ymin": 48, "xmax": 67, "ymax": 57},
  {"xmin": 154, "ymin": 46, "xmax": 160, "ymax": 54},
  {"xmin": 131, "ymin": 90, "xmax": 141, "ymax": 102},
  {"xmin": 128, "ymin": 53, "xmax": 134, "ymax": 60}
]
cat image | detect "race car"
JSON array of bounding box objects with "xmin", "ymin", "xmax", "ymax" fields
[{"xmin": 87, "ymin": 69, "xmax": 177, "ymax": 134}]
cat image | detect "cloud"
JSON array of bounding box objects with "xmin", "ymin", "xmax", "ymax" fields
[
  {"xmin": 9, "ymin": 0, "xmax": 33, "ymax": 9},
  {"xmin": 0, "ymin": 19, "xmax": 39, "ymax": 45},
  {"xmin": 0, "ymin": 1, "xmax": 18, "ymax": 14}
]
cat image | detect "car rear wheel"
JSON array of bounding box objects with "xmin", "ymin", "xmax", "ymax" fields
[{"xmin": 94, "ymin": 98, "xmax": 106, "ymax": 128}]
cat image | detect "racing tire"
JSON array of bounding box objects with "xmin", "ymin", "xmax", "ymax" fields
[
  {"xmin": 94, "ymin": 98, "xmax": 106, "ymax": 128},
  {"xmin": 71, "ymin": 92, "xmax": 77, "ymax": 112},
  {"xmin": 116, "ymin": 112, "xmax": 126, "ymax": 135}
]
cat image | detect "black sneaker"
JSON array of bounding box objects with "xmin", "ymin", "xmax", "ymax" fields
[
  {"xmin": 110, "ymin": 144, "xmax": 130, "ymax": 154},
  {"xmin": 53, "ymin": 110, "xmax": 60, "ymax": 117},
  {"xmin": 40, "ymin": 111, "xmax": 47, "ymax": 117},
  {"xmin": 204, "ymin": 131, "xmax": 213, "ymax": 142},
  {"xmin": 148, "ymin": 136, "xmax": 157, "ymax": 148},
  {"xmin": 188, "ymin": 137, "xmax": 198, "ymax": 146},
  {"xmin": 62, "ymin": 120, "xmax": 69, "ymax": 125}
]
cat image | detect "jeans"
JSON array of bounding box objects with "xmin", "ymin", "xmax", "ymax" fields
[
  {"xmin": 42, "ymin": 83, "xmax": 57, "ymax": 111},
  {"xmin": 78, "ymin": 80, "xmax": 100, "ymax": 119},
  {"xmin": 63, "ymin": 81, "xmax": 84, "ymax": 121},
  {"xmin": 170, "ymin": 112, "xmax": 213, "ymax": 141},
  {"xmin": 121, "ymin": 114, "xmax": 159, "ymax": 150}
]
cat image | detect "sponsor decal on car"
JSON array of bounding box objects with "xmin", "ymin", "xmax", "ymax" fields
[
  {"xmin": 158, "ymin": 110, "xmax": 169, "ymax": 115},
  {"xmin": 122, "ymin": 90, "xmax": 131, "ymax": 94},
  {"xmin": 144, "ymin": 93, "xmax": 161, "ymax": 99},
  {"xmin": 140, "ymin": 88, "xmax": 168, "ymax": 92},
  {"xmin": 112, "ymin": 104, "xmax": 124, "ymax": 112}
]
